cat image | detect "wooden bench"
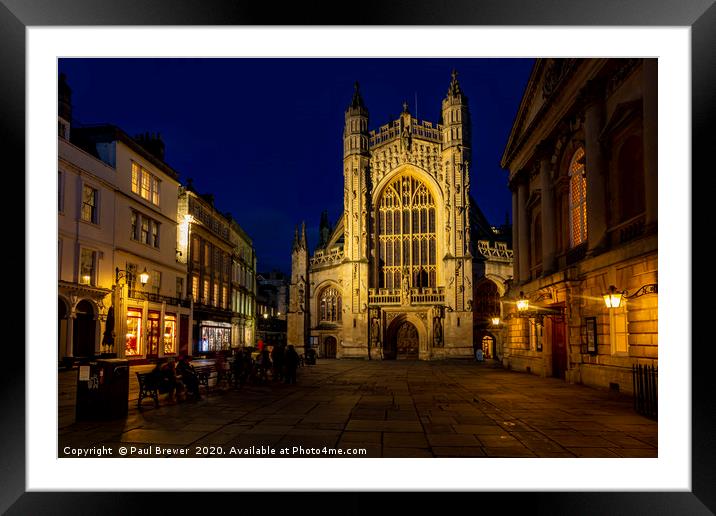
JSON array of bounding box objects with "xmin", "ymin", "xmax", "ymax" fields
[
  {"xmin": 193, "ymin": 363, "xmax": 233, "ymax": 392},
  {"xmin": 136, "ymin": 372, "xmax": 159, "ymax": 409}
]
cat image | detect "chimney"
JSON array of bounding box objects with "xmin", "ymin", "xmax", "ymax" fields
[{"xmin": 133, "ymin": 131, "xmax": 166, "ymax": 161}]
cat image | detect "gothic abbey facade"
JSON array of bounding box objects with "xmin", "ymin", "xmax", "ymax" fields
[{"xmin": 288, "ymin": 72, "xmax": 513, "ymax": 360}]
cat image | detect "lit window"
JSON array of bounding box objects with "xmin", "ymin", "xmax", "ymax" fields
[
  {"xmin": 81, "ymin": 185, "xmax": 98, "ymax": 224},
  {"xmin": 79, "ymin": 248, "xmax": 96, "ymax": 285},
  {"xmin": 569, "ymin": 147, "xmax": 587, "ymax": 247},
  {"xmin": 152, "ymin": 177, "xmax": 160, "ymax": 205},
  {"xmin": 610, "ymin": 305, "xmax": 629, "ymax": 355},
  {"xmin": 131, "ymin": 162, "xmax": 140, "ymax": 195},
  {"xmin": 377, "ymin": 174, "xmax": 437, "ymax": 289},
  {"xmin": 319, "ymin": 286, "xmax": 342, "ymax": 322},
  {"xmin": 192, "ymin": 275, "xmax": 199, "ymax": 299},
  {"xmin": 131, "ymin": 161, "xmax": 161, "ymax": 206}
]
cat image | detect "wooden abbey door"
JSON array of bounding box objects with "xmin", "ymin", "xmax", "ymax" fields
[
  {"xmin": 324, "ymin": 336, "xmax": 337, "ymax": 358},
  {"xmin": 551, "ymin": 314, "xmax": 567, "ymax": 379},
  {"xmin": 396, "ymin": 321, "xmax": 419, "ymax": 359}
]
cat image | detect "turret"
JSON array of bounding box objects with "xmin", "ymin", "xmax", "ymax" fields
[
  {"xmin": 343, "ymin": 82, "xmax": 370, "ymax": 158},
  {"xmin": 441, "ymin": 69, "xmax": 471, "ymax": 155}
]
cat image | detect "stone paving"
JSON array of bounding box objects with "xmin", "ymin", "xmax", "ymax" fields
[{"xmin": 58, "ymin": 359, "xmax": 657, "ymax": 458}]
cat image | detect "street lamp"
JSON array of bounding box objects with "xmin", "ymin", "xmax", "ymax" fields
[
  {"xmin": 516, "ymin": 291, "xmax": 529, "ymax": 312},
  {"xmin": 603, "ymin": 285, "xmax": 623, "ymax": 308},
  {"xmin": 491, "ymin": 316, "xmax": 501, "ymax": 326},
  {"xmin": 603, "ymin": 284, "xmax": 657, "ymax": 309},
  {"xmin": 116, "ymin": 266, "xmax": 149, "ymax": 286}
]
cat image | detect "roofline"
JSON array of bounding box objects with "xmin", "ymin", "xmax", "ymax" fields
[
  {"xmin": 72, "ymin": 124, "xmax": 181, "ymax": 181},
  {"xmin": 500, "ymin": 60, "xmax": 543, "ymax": 169}
]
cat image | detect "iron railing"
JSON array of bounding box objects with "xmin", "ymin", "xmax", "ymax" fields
[{"xmin": 633, "ymin": 363, "xmax": 658, "ymax": 420}]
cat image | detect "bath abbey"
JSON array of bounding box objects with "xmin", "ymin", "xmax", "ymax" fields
[{"xmin": 287, "ymin": 72, "xmax": 513, "ymax": 360}]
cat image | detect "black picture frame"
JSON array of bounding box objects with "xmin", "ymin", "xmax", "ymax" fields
[
  {"xmin": 3, "ymin": 0, "xmax": 712, "ymax": 513},
  {"xmin": 585, "ymin": 316, "xmax": 597, "ymax": 355}
]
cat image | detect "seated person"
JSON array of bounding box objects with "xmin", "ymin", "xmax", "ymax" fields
[
  {"xmin": 176, "ymin": 355, "xmax": 201, "ymax": 400},
  {"xmin": 150, "ymin": 360, "xmax": 181, "ymax": 403}
]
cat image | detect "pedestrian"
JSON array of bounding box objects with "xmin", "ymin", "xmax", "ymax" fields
[
  {"xmin": 284, "ymin": 344, "xmax": 300, "ymax": 384},
  {"xmin": 475, "ymin": 348, "xmax": 484, "ymax": 362},
  {"xmin": 271, "ymin": 343, "xmax": 284, "ymax": 382},
  {"xmin": 256, "ymin": 346, "xmax": 269, "ymax": 382}
]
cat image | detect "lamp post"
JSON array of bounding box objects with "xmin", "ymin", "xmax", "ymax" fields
[{"xmin": 108, "ymin": 267, "xmax": 149, "ymax": 357}]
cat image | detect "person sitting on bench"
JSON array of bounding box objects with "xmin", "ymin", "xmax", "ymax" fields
[
  {"xmin": 150, "ymin": 360, "xmax": 181, "ymax": 403},
  {"xmin": 176, "ymin": 355, "xmax": 201, "ymax": 400}
]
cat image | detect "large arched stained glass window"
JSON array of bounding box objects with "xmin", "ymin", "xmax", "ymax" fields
[
  {"xmin": 569, "ymin": 147, "xmax": 587, "ymax": 247},
  {"xmin": 377, "ymin": 174, "xmax": 437, "ymax": 289},
  {"xmin": 319, "ymin": 286, "xmax": 342, "ymax": 323}
]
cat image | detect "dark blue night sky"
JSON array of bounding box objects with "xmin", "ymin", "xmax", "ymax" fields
[{"xmin": 58, "ymin": 58, "xmax": 534, "ymax": 274}]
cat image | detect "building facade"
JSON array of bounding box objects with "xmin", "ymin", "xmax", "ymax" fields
[
  {"xmin": 288, "ymin": 73, "xmax": 513, "ymax": 360},
  {"xmin": 500, "ymin": 58, "xmax": 658, "ymax": 392},
  {"xmin": 230, "ymin": 219, "xmax": 257, "ymax": 348},
  {"xmin": 59, "ymin": 73, "xmax": 193, "ymax": 363},
  {"xmin": 71, "ymin": 125, "xmax": 192, "ymax": 361},
  {"xmin": 177, "ymin": 185, "xmax": 257, "ymax": 354},
  {"xmin": 58, "ymin": 74, "xmax": 115, "ymax": 363}
]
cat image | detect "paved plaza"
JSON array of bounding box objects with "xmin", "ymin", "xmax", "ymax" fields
[{"xmin": 58, "ymin": 359, "xmax": 657, "ymax": 458}]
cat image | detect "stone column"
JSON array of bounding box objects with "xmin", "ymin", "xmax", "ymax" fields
[
  {"xmin": 539, "ymin": 150, "xmax": 557, "ymax": 274},
  {"xmin": 517, "ymin": 174, "xmax": 530, "ymax": 282},
  {"xmin": 511, "ymin": 186, "xmax": 519, "ymax": 284},
  {"xmin": 67, "ymin": 312, "xmax": 75, "ymax": 358},
  {"xmin": 582, "ymin": 80, "xmax": 608, "ymax": 254},
  {"xmin": 642, "ymin": 58, "xmax": 658, "ymax": 233}
]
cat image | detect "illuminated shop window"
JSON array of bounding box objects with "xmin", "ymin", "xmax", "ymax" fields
[
  {"xmin": 163, "ymin": 314, "xmax": 177, "ymax": 355},
  {"xmin": 125, "ymin": 308, "xmax": 143, "ymax": 356}
]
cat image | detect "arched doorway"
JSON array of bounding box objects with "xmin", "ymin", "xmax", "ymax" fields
[
  {"xmin": 385, "ymin": 320, "xmax": 419, "ymax": 360},
  {"xmin": 481, "ymin": 335, "xmax": 495, "ymax": 360},
  {"xmin": 324, "ymin": 336, "xmax": 337, "ymax": 359},
  {"xmin": 73, "ymin": 300, "xmax": 96, "ymax": 358}
]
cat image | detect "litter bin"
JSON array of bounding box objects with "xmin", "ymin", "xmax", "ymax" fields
[
  {"xmin": 305, "ymin": 349, "xmax": 317, "ymax": 365},
  {"xmin": 76, "ymin": 359, "xmax": 129, "ymax": 421}
]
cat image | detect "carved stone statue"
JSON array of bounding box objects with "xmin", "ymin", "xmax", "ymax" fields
[
  {"xmin": 371, "ymin": 317, "xmax": 381, "ymax": 345},
  {"xmin": 433, "ymin": 316, "xmax": 443, "ymax": 347}
]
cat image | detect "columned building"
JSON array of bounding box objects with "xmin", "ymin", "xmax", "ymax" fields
[
  {"xmin": 288, "ymin": 73, "xmax": 513, "ymax": 360},
  {"xmin": 501, "ymin": 58, "xmax": 658, "ymax": 392}
]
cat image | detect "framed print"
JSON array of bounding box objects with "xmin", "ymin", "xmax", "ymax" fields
[
  {"xmin": 4, "ymin": 0, "xmax": 714, "ymax": 513},
  {"xmin": 585, "ymin": 317, "xmax": 597, "ymax": 355}
]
